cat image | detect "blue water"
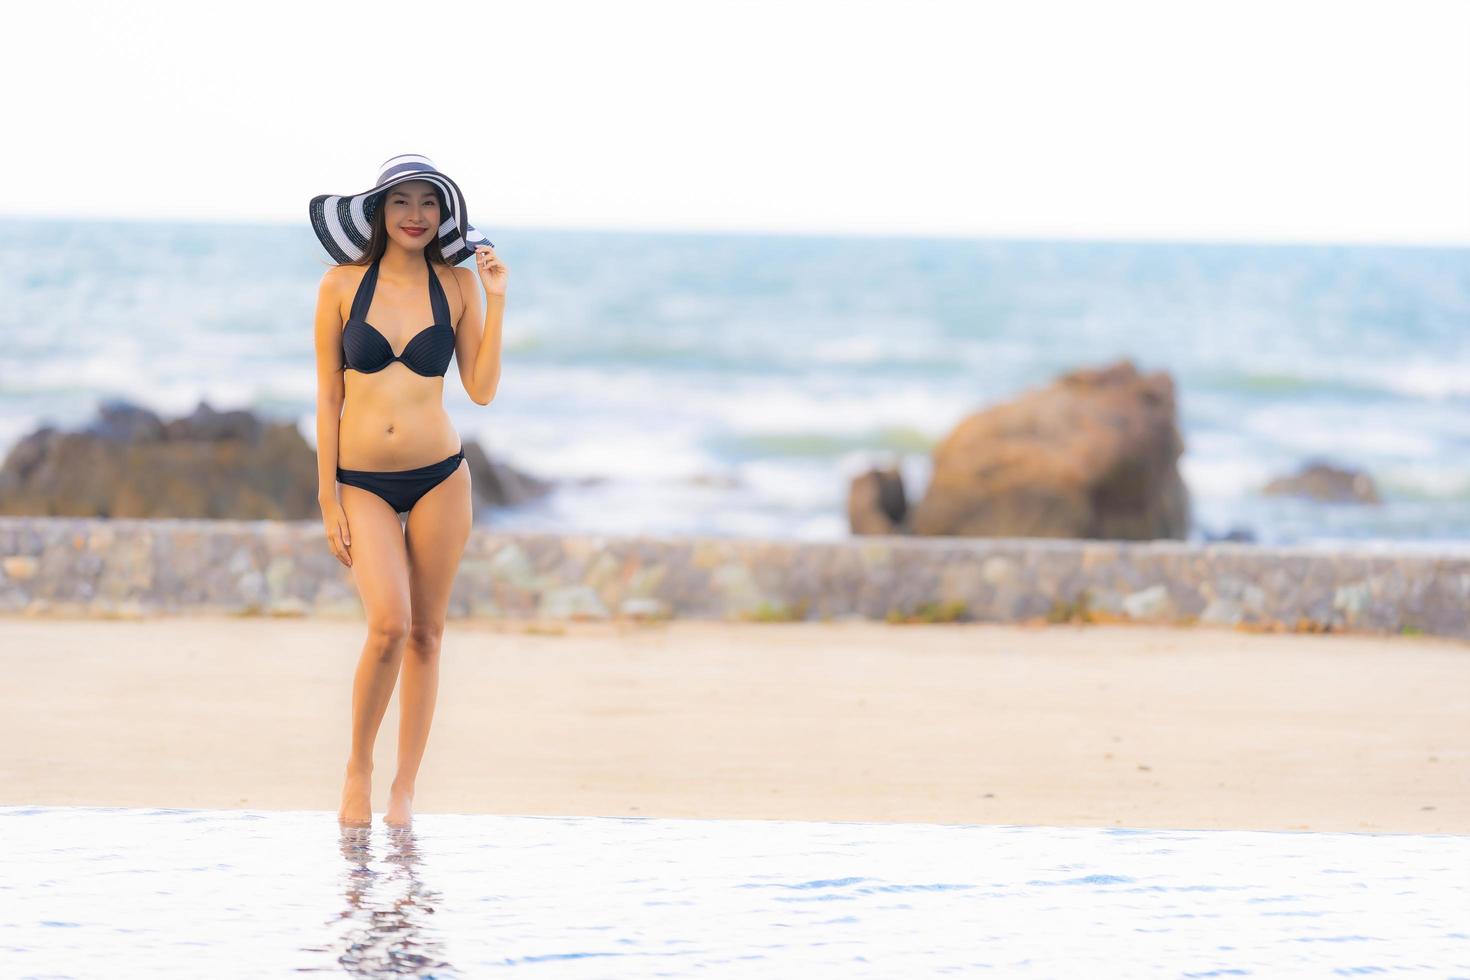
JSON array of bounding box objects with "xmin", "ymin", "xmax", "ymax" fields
[
  {"xmin": 2, "ymin": 218, "xmax": 1467, "ymax": 548},
  {"xmin": 1, "ymin": 806, "xmax": 1466, "ymax": 977}
]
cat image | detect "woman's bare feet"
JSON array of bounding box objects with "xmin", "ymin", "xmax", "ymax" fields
[
  {"xmin": 385, "ymin": 780, "xmax": 414, "ymax": 828},
  {"xmin": 339, "ymin": 764, "xmax": 373, "ymax": 826}
]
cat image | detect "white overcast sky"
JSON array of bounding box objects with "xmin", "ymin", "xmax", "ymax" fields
[{"xmin": 4, "ymin": 0, "xmax": 1467, "ymax": 245}]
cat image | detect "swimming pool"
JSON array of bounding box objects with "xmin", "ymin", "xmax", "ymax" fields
[{"xmin": 2, "ymin": 805, "xmax": 1466, "ymax": 977}]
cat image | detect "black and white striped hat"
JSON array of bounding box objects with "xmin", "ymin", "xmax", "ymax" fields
[{"xmin": 308, "ymin": 153, "xmax": 493, "ymax": 265}]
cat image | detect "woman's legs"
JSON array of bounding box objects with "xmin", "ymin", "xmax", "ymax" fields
[
  {"xmin": 336, "ymin": 484, "xmax": 413, "ymax": 826},
  {"xmin": 387, "ymin": 459, "xmax": 473, "ymax": 827}
]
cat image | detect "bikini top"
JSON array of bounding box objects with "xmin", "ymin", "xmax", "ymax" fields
[{"xmin": 342, "ymin": 251, "xmax": 456, "ymax": 377}]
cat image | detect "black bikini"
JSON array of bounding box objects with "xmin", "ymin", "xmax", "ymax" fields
[
  {"xmin": 341, "ymin": 250, "xmax": 457, "ymax": 377},
  {"xmin": 335, "ymin": 250, "xmax": 466, "ymax": 515}
]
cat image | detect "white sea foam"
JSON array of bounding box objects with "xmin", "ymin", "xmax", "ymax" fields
[
  {"xmin": 1179, "ymin": 453, "xmax": 1279, "ymax": 499},
  {"xmin": 1241, "ymin": 405, "xmax": 1444, "ymax": 459},
  {"xmin": 1359, "ymin": 358, "xmax": 1470, "ymax": 400}
]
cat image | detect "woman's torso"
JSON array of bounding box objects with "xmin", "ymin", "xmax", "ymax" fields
[{"xmin": 336, "ymin": 255, "xmax": 463, "ymax": 471}]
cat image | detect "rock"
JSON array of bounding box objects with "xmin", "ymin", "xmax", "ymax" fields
[
  {"xmin": 619, "ymin": 597, "xmax": 671, "ymax": 620},
  {"xmin": 981, "ymin": 556, "xmax": 1018, "ymax": 585},
  {"xmin": 712, "ymin": 562, "xmax": 766, "ymax": 609},
  {"xmin": 0, "ymin": 398, "xmax": 556, "ymax": 520},
  {"xmin": 1122, "ymin": 583, "xmax": 1173, "ymax": 619},
  {"xmin": 2, "ymin": 555, "xmax": 39, "ymax": 580},
  {"xmin": 487, "ymin": 543, "xmax": 537, "ymax": 587},
  {"xmin": 163, "ymin": 401, "xmax": 265, "ymax": 443},
  {"xmin": 896, "ymin": 359, "xmax": 1189, "ymax": 539},
  {"xmin": 1199, "ymin": 597, "xmax": 1244, "ymax": 625},
  {"xmin": 848, "ymin": 466, "xmax": 907, "ymax": 534},
  {"xmin": 0, "ymin": 400, "xmax": 322, "ymax": 519},
  {"xmin": 86, "ymin": 399, "xmax": 167, "ymax": 443},
  {"xmin": 463, "ymin": 442, "xmax": 554, "ymax": 507},
  {"xmin": 538, "ymin": 585, "xmax": 608, "ymax": 620},
  {"xmin": 1333, "ymin": 581, "xmax": 1371, "ymax": 615},
  {"xmin": 1202, "ymin": 524, "xmax": 1257, "ymax": 543},
  {"xmin": 1262, "ymin": 460, "xmax": 1380, "ymax": 504}
]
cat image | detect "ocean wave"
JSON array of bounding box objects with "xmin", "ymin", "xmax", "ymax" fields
[
  {"xmin": 1203, "ymin": 362, "xmax": 1470, "ymax": 402},
  {"xmin": 708, "ymin": 426, "xmax": 937, "ymax": 459}
]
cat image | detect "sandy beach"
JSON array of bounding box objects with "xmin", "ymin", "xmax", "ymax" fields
[{"xmin": 1, "ymin": 616, "xmax": 1464, "ymax": 834}]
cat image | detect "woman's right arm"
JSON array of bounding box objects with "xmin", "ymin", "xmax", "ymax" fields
[{"xmin": 313, "ymin": 269, "xmax": 351, "ymax": 566}]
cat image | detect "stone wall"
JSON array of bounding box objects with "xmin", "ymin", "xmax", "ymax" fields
[{"xmin": 1, "ymin": 517, "xmax": 1466, "ymax": 640}]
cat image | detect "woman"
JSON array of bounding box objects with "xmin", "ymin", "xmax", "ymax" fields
[{"xmin": 308, "ymin": 154, "xmax": 507, "ymax": 828}]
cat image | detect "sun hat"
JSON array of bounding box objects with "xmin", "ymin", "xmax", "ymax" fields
[{"xmin": 308, "ymin": 153, "xmax": 493, "ymax": 265}]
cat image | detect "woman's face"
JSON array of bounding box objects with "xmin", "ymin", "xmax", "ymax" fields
[{"xmin": 381, "ymin": 180, "xmax": 441, "ymax": 251}]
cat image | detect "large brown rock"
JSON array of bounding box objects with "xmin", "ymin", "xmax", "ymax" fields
[
  {"xmin": 0, "ymin": 400, "xmax": 318, "ymax": 519},
  {"xmin": 0, "ymin": 398, "xmax": 553, "ymax": 519},
  {"xmin": 877, "ymin": 359, "xmax": 1190, "ymax": 539}
]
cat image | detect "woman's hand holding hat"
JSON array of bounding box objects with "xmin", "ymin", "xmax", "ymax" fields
[{"xmin": 476, "ymin": 245, "xmax": 507, "ymax": 296}]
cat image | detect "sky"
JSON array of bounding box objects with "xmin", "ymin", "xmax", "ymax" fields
[{"xmin": 3, "ymin": 0, "xmax": 1467, "ymax": 245}]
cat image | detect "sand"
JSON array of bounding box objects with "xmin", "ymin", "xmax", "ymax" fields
[{"xmin": 1, "ymin": 616, "xmax": 1464, "ymax": 833}]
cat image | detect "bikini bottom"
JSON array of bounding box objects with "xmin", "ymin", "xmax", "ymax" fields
[{"xmin": 336, "ymin": 445, "xmax": 466, "ymax": 515}]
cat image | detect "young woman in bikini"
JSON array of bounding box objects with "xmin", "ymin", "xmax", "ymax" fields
[{"xmin": 308, "ymin": 155, "xmax": 507, "ymax": 828}]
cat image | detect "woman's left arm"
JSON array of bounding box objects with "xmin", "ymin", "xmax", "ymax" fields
[{"xmin": 455, "ymin": 245, "xmax": 508, "ymax": 405}]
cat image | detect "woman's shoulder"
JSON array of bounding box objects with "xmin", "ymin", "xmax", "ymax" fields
[
  {"xmin": 319, "ymin": 263, "xmax": 367, "ymax": 301},
  {"xmin": 321, "ymin": 262, "xmax": 365, "ymax": 286},
  {"xmin": 441, "ymin": 263, "xmax": 478, "ymax": 299}
]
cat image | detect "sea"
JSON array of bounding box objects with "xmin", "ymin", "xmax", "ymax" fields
[
  {"xmin": 2, "ymin": 805, "xmax": 1466, "ymax": 978},
  {"xmin": 1, "ymin": 218, "xmax": 1466, "ymax": 550}
]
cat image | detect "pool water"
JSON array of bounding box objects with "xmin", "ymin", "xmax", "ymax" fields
[{"xmin": 2, "ymin": 805, "xmax": 1466, "ymax": 977}]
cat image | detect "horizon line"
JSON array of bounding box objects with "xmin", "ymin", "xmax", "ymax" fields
[{"xmin": 2, "ymin": 210, "xmax": 1467, "ymax": 252}]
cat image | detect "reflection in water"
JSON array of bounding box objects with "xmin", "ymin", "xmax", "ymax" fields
[
  {"xmin": 3, "ymin": 806, "xmax": 1467, "ymax": 977},
  {"xmin": 321, "ymin": 825, "xmax": 457, "ymax": 978}
]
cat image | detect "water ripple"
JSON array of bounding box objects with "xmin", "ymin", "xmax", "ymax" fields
[{"xmin": 0, "ymin": 805, "xmax": 1465, "ymax": 978}]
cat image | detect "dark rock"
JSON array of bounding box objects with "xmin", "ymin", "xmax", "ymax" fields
[
  {"xmin": 1202, "ymin": 524, "xmax": 1257, "ymax": 543},
  {"xmin": 1262, "ymin": 460, "xmax": 1381, "ymax": 504},
  {"xmin": 0, "ymin": 399, "xmax": 555, "ymax": 519},
  {"xmin": 848, "ymin": 466, "xmax": 908, "ymax": 534},
  {"xmin": 164, "ymin": 400, "xmax": 265, "ymax": 443},
  {"xmin": 85, "ymin": 398, "xmax": 166, "ymax": 443},
  {"xmin": 463, "ymin": 442, "xmax": 554, "ymax": 507},
  {"xmin": 870, "ymin": 359, "xmax": 1190, "ymax": 540}
]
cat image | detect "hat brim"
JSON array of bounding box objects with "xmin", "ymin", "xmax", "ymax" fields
[{"xmin": 309, "ymin": 169, "xmax": 492, "ymax": 266}]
